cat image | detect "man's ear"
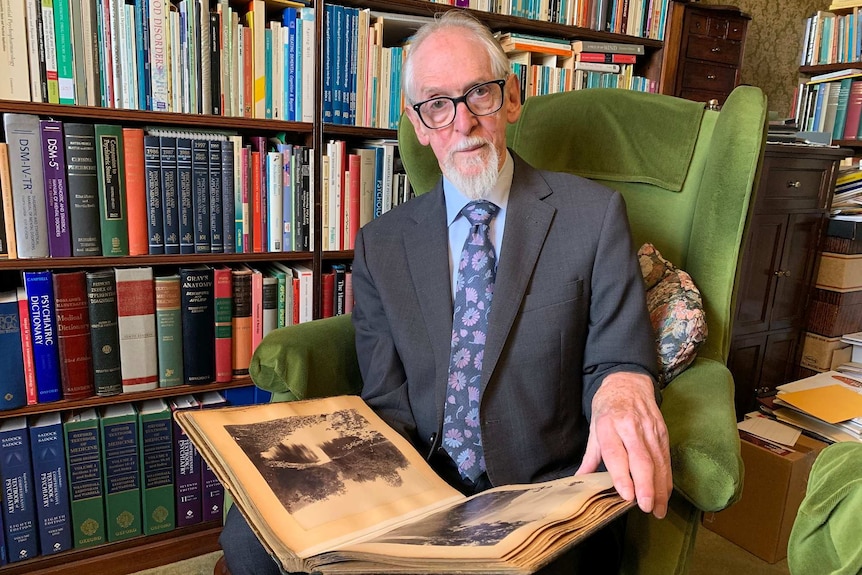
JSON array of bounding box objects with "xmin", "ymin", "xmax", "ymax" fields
[
  {"xmin": 504, "ymin": 74, "xmax": 522, "ymax": 124},
  {"xmin": 405, "ymin": 107, "xmax": 431, "ymax": 147}
]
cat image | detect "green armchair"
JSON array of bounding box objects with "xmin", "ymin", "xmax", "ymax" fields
[{"xmin": 250, "ymin": 85, "xmax": 768, "ymax": 574}]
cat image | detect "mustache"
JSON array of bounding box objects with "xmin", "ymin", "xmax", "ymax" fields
[{"xmin": 450, "ymin": 137, "xmax": 491, "ymax": 153}]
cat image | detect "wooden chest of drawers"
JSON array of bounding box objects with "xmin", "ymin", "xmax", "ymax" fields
[{"xmin": 661, "ymin": 2, "xmax": 750, "ymax": 106}]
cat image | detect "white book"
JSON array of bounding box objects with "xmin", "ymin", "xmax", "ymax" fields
[
  {"xmin": 321, "ymin": 152, "xmax": 330, "ymax": 251},
  {"xmin": 149, "ymin": 0, "xmax": 169, "ymax": 111},
  {"xmin": 79, "ymin": 0, "xmax": 100, "ymax": 106},
  {"xmin": 199, "ymin": 0, "xmax": 211, "ymax": 115},
  {"xmin": 115, "ymin": 267, "xmax": 158, "ymax": 393},
  {"xmin": 290, "ymin": 263, "xmax": 313, "ymax": 324},
  {"xmin": 271, "ymin": 21, "xmax": 282, "ymax": 119},
  {"xmin": 40, "ymin": 0, "xmax": 59, "ymax": 103},
  {"xmin": 3, "ymin": 114, "xmax": 49, "ymax": 258},
  {"xmin": 300, "ymin": 7, "xmax": 315, "ymax": 123},
  {"xmin": 24, "ymin": 0, "xmax": 43, "ymax": 102},
  {"xmin": 266, "ymin": 152, "xmax": 284, "ymax": 252}
]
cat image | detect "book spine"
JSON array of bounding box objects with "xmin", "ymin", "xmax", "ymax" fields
[
  {"xmin": 0, "ymin": 421, "xmax": 39, "ymax": 562},
  {"xmin": 23, "ymin": 0, "xmax": 46, "ymax": 102},
  {"xmin": 192, "ymin": 140, "xmax": 211, "ymax": 253},
  {"xmin": 148, "ymin": 0, "xmax": 169, "ymax": 110},
  {"xmin": 40, "ymin": 0, "xmax": 60, "ymax": 103},
  {"xmin": 176, "ymin": 137, "xmax": 195, "ymax": 254},
  {"xmin": 3, "ymin": 114, "xmax": 49, "ymax": 258},
  {"xmin": 16, "ymin": 288, "xmax": 38, "ymax": 405},
  {"xmin": 93, "ymin": 124, "xmax": 129, "ymax": 256},
  {"xmin": 29, "ymin": 416, "xmax": 72, "ymax": 555},
  {"xmin": 0, "ymin": 292, "xmax": 27, "ymax": 410},
  {"xmin": 250, "ymin": 267, "xmax": 262, "ymax": 349},
  {"xmin": 115, "ymin": 267, "xmax": 158, "ymax": 393},
  {"xmin": 138, "ymin": 404, "xmax": 175, "ymax": 535},
  {"xmin": 231, "ymin": 269, "xmax": 251, "ymax": 376},
  {"xmin": 266, "ymin": 152, "xmax": 283, "ymax": 252},
  {"xmin": 0, "ymin": 143, "xmax": 12, "ymax": 258},
  {"xmin": 39, "ymin": 120, "xmax": 72, "ymax": 257},
  {"xmin": 154, "ymin": 275, "xmax": 183, "ymax": 387},
  {"xmin": 51, "ymin": 271, "xmax": 95, "ymax": 400},
  {"xmin": 85, "ymin": 270, "xmax": 122, "ymax": 396},
  {"xmin": 214, "ymin": 267, "xmax": 232, "ymax": 383},
  {"xmin": 209, "ymin": 12, "xmax": 221, "ymax": 116},
  {"xmin": 122, "ymin": 128, "xmax": 148, "ymax": 256},
  {"xmin": 63, "ymin": 124, "xmax": 103, "ymax": 257},
  {"xmin": 23, "ymin": 270, "xmax": 62, "ymax": 403},
  {"xmin": 171, "ymin": 406, "xmax": 201, "ymax": 526},
  {"xmin": 143, "ymin": 135, "xmax": 165, "ymax": 254},
  {"xmin": 159, "ymin": 136, "xmax": 179, "ymax": 255},
  {"xmin": 251, "ymin": 150, "xmax": 262, "ymax": 253},
  {"xmin": 208, "ymin": 140, "xmax": 224, "ymax": 253},
  {"xmin": 52, "ymin": 0, "xmax": 75, "ymax": 103},
  {"xmin": 99, "ymin": 410, "xmax": 141, "ymax": 541},
  {"xmin": 221, "ymin": 140, "xmax": 235, "ymax": 254},
  {"xmin": 64, "ymin": 415, "xmax": 106, "ymax": 548},
  {"xmin": 180, "ymin": 267, "xmax": 215, "ymax": 384}
]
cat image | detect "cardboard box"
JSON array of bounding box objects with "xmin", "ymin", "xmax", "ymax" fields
[
  {"xmin": 800, "ymin": 332, "xmax": 852, "ymax": 371},
  {"xmin": 702, "ymin": 433, "xmax": 828, "ymax": 563},
  {"xmin": 816, "ymin": 252, "xmax": 862, "ymax": 291},
  {"xmin": 806, "ymin": 288, "xmax": 862, "ymax": 337}
]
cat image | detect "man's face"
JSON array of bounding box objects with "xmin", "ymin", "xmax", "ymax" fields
[{"xmin": 406, "ymin": 30, "xmax": 521, "ymax": 198}]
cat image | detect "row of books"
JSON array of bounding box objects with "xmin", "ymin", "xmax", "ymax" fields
[
  {"xmin": 800, "ymin": 8, "xmax": 862, "ymax": 67},
  {"xmin": 0, "ymin": 0, "xmax": 316, "ymax": 121},
  {"xmin": 793, "ymin": 72, "xmax": 862, "ymax": 141},
  {"xmin": 512, "ymin": 61, "xmax": 655, "ymax": 97},
  {"xmin": 0, "ymin": 393, "xmax": 226, "ymax": 564},
  {"xmin": 428, "ymin": 0, "xmax": 670, "ymax": 40},
  {"xmin": 0, "ymin": 261, "xmax": 345, "ymax": 410},
  {"xmin": 0, "ymin": 113, "xmax": 314, "ymax": 260},
  {"xmin": 831, "ymin": 167, "xmax": 862, "ymax": 215}
]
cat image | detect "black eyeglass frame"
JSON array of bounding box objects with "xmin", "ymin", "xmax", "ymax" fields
[{"xmin": 411, "ymin": 79, "xmax": 508, "ymax": 130}]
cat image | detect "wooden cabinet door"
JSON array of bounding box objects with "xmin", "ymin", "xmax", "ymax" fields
[
  {"xmin": 770, "ymin": 213, "xmax": 823, "ymax": 331},
  {"xmin": 729, "ymin": 329, "xmax": 799, "ymax": 417},
  {"xmin": 733, "ymin": 214, "xmax": 787, "ymax": 336}
]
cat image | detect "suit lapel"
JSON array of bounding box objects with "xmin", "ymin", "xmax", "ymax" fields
[{"xmin": 483, "ymin": 156, "xmax": 555, "ymax": 390}]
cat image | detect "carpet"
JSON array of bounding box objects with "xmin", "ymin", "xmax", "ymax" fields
[{"xmin": 129, "ymin": 550, "xmax": 222, "ymax": 575}]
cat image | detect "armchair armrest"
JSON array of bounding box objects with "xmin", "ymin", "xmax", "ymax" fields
[
  {"xmin": 249, "ymin": 314, "xmax": 363, "ymax": 402},
  {"xmin": 662, "ymin": 356, "xmax": 743, "ymax": 512}
]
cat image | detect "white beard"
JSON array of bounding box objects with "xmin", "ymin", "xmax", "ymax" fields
[{"xmin": 442, "ymin": 137, "xmax": 500, "ymax": 200}]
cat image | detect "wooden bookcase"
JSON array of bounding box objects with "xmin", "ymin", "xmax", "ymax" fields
[{"xmin": 0, "ymin": 0, "xmax": 680, "ymax": 573}]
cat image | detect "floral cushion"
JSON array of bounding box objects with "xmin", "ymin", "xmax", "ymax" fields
[{"xmin": 638, "ymin": 243, "xmax": 708, "ymax": 387}]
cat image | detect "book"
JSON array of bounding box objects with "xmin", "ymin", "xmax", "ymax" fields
[
  {"xmin": 214, "ymin": 266, "xmax": 233, "ymax": 383},
  {"xmin": 64, "ymin": 408, "xmax": 106, "ymax": 548},
  {"xmin": 3, "ymin": 113, "xmax": 49, "ymax": 258},
  {"xmin": 16, "ymin": 287, "xmax": 37, "ymax": 405},
  {"xmin": 93, "ymin": 124, "xmax": 129, "ymax": 256},
  {"xmin": 63, "ymin": 123, "xmax": 103, "ymax": 257},
  {"xmin": 143, "ymin": 134, "xmax": 165, "ymax": 254},
  {"xmin": 231, "ymin": 265, "xmax": 253, "ymax": 377},
  {"xmin": 574, "ymin": 52, "xmax": 637, "ymax": 64},
  {"xmin": 52, "ymin": 270, "xmax": 95, "ymax": 400},
  {"xmin": 159, "ymin": 136, "xmax": 180, "ymax": 254},
  {"xmin": 0, "ymin": 0, "xmax": 31, "ymax": 101},
  {"xmin": 85, "ymin": 270, "xmax": 122, "ymax": 397},
  {"xmin": 23, "ymin": 270, "xmax": 62, "ymax": 403},
  {"xmin": 115, "ymin": 267, "xmax": 158, "ymax": 393},
  {"xmin": 99, "ymin": 403, "xmax": 142, "ymax": 541},
  {"xmin": 137, "ymin": 398, "xmax": 175, "ymax": 535},
  {"xmin": 39, "ymin": 119, "xmax": 72, "ymax": 257},
  {"xmin": 180, "ymin": 265, "xmax": 215, "ymax": 385},
  {"xmin": 208, "ymin": 140, "xmax": 224, "ymax": 253},
  {"xmin": 192, "ymin": 139, "xmax": 211, "ymax": 253},
  {"xmin": 175, "ymin": 397, "xmax": 632, "ymax": 574},
  {"xmin": 170, "ymin": 395, "xmax": 202, "ymax": 526},
  {"xmin": 197, "ymin": 391, "xmax": 226, "ymax": 522},
  {"xmin": 122, "ymin": 127, "xmax": 148, "ymax": 256},
  {"xmin": 0, "ymin": 142, "xmax": 15, "ymax": 259},
  {"xmin": 570, "ymin": 40, "xmax": 645, "ymax": 54},
  {"xmin": 154, "ymin": 273, "xmax": 183, "ymax": 388},
  {"xmin": 28, "ymin": 412, "xmax": 72, "ymax": 555},
  {"xmin": 0, "ymin": 290, "xmax": 27, "ymax": 410},
  {"xmin": 0, "ymin": 416, "xmax": 39, "ymax": 562}
]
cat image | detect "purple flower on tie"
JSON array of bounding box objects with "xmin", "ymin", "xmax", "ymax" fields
[
  {"xmin": 462, "ymin": 307, "xmax": 480, "ymax": 326},
  {"xmin": 470, "ymin": 231, "xmax": 485, "ymax": 246},
  {"xmin": 443, "ymin": 428, "xmax": 463, "ymax": 449},
  {"xmin": 471, "ymin": 330, "xmax": 486, "ymax": 345},
  {"xmin": 451, "ymin": 329, "xmax": 461, "ymax": 346},
  {"xmin": 449, "ymin": 371, "xmax": 467, "ymax": 391},
  {"xmin": 485, "ymin": 283, "xmax": 494, "ymax": 299},
  {"xmin": 466, "ymin": 407, "xmax": 480, "ymax": 428},
  {"xmin": 457, "ymin": 449, "xmax": 477, "ymax": 472},
  {"xmin": 453, "ymin": 348, "xmax": 471, "ymax": 369},
  {"xmin": 468, "ymin": 386, "xmax": 481, "ymax": 403},
  {"xmin": 464, "ymin": 286, "xmax": 478, "ymax": 304},
  {"xmin": 472, "ymin": 250, "xmax": 489, "ymax": 271},
  {"xmin": 473, "ymin": 349, "xmax": 484, "ymax": 371}
]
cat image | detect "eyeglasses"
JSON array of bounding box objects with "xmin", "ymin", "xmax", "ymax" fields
[{"xmin": 411, "ymin": 79, "xmax": 507, "ymax": 130}]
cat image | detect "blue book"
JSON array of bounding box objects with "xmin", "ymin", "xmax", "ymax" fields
[
  {"xmin": 170, "ymin": 396, "xmax": 202, "ymax": 526},
  {"xmin": 277, "ymin": 143, "xmax": 294, "ymax": 251},
  {"xmin": 143, "ymin": 135, "xmax": 165, "ymax": 254},
  {"xmin": 0, "ymin": 291, "xmax": 27, "ymax": 411},
  {"xmin": 176, "ymin": 137, "xmax": 195, "ymax": 254},
  {"xmin": 0, "ymin": 417, "xmax": 39, "ymax": 562},
  {"xmin": 192, "ymin": 140, "xmax": 211, "ymax": 253},
  {"xmin": 160, "ymin": 137, "xmax": 180, "ymax": 254},
  {"xmin": 283, "ymin": 7, "xmax": 297, "ymax": 121},
  {"xmin": 221, "ymin": 140, "xmax": 236, "ymax": 254},
  {"xmin": 29, "ymin": 412, "xmax": 73, "ymax": 555},
  {"xmin": 333, "ymin": 4, "xmax": 345, "ymax": 124},
  {"xmin": 322, "ymin": 4, "xmax": 334, "ymax": 123},
  {"xmin": 369, "ymin": 145, "xmax": 384, "ymax": 219},
  {"xmin": 265, "ymin": 27, "xmax": 273, "ymax": 119},
  {"xmin": 346, "ymin": 7, "xmax": 357, "ymax": 125},
  {"xmin": 135, "ymin": 0, "xmax": 151, "ymax": 110},
  {"xmin": 208, "ymin": 141, "xmax": 224, "ymax": 253},
  {"xmin": 0, "ymin": 505, "xmax": 6, "ymax": 565},
  {"xmin": 23, "ymin": 271, "xmax": 62, "ymax": 403}
]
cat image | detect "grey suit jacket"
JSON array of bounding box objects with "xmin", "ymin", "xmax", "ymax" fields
[{"xmin": 352, "ymin": 153, "xmax": 658, "ymax": 489}]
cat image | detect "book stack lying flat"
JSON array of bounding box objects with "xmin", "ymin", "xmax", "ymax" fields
[{"xmin": 175, "ymin": 396, "xmax": 634, "ymax": 574}]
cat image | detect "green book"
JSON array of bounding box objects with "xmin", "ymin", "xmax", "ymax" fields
[
  {"xmin": 154, "ymin": 274, "xmax": 183, "ymax": 387},
  {"xmin": 64, "ymin": 409, "xmax": 106, "ymax": 548},
  {"xmin": 52, "ymin": 0, "xmax": 75, "ymax": 104},
  {"xmin": 94, "ymin": 124, "xmax": 129, "ymax": 256},
  {"xmin": 137, "ymin": 399, "xmax": 175, "ymax": 535},
  {"xmin": 99, "ymin": 403, "xmax": 142, "ymax": 542},
  {"xmin": 833, "ymin": 77, "xmax": 853, "ymax": 140},
  {"xmin": 266, "ymin": 265, "xmax": 287, "ymax": 329}
]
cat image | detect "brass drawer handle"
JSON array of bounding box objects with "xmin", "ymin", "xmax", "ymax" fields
[
  {"xmin": 787, "ymin": 180, "xmax": 801, "ymax": 188},
  {"xmin": 711, "ymin": 46, "xmax": 721, "ymax": 53},
  {"xmin": 773, "ymin": 270, "xmax": 791, "ymax": 278},
  {"xmin": 706, "ymin": 74, "xmax": 716, "ymax": 80}
]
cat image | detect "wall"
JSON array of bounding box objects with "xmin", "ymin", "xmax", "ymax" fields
[{"xmin": 697, "ymin": 0, "xmax": 827, "ymax": 116}]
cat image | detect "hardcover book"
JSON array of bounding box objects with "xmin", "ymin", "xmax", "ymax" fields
[
  {"xmin": 154, "ymin": 274, "xmax": 184, "ymax": 388},
  {"xmin": 15, "ymin": 286, "xmax": 37, "ymax": 404},
  {"xmin": 122, "ymin": 127, "xmax": 148, "ymax": 256},
  {"xmin": 99, "ymin": 403, "xmax": 142, "ymax": 541},
  {"xmin": 64, "ymin": 408, "xmax": 106, "ymax": 548},
  {"xmin": 175, "ymin": 397, "xmax": 632, "ymax": 574},
  {"xmin": 28, "ymin": 412, "xmax": 72, "ymax": 555},
  {"xmin": 137, "ymin": 398, "xmax": 175, "ymax": 535},
  {"xmin": 221, "ymin": 139, "xmax": 236, "ymax": 253},
  {"xmin": 180, "ymin": 265, "xmax": 215, "ymax": 385},
  {"xmin": 176, "ymin": 137, "xmax": 195, "ymax": 254},
  {"xmin": 85, "ymin": 270, "xmax": 122, "ymax": 396},
  {"xmin": 170, "ymin": 395, "xmax": 202, "ymax": 527},
  {"xmin": 208, "ymin": 140, "xmax": 224, "ymax": 253},
  {"xmin": 62, "ymin": 123, "xmax": 103, "ymax": 257},
  {"xmin": 159, "ymin": 136, "xmax": 180, "ymax": 255},
  {"xmin": 0, "ymin": 290, "xmax": 27, "ymax": 411},
  {"xmin": 192, "ymin": 139, "xmax": 211, "ymax": 253},
  {"xmin": 23, "ymin": 270, "xmax": 62, "ymax": 403},
  {"xmin": 2, "ymin": 113, "xmax": 49, "ymax": 258},
  {"xmin": 93, "ymin": 124, "xmax": 129, "ymax": 256},
  {"xmin": 115, "ymin": 267, "xmax": 158, "ymax": 393},
  {"xmin": 0, "ymin": 416, "xmax": 39, "ymax": 562},
  {"xmin": 0, "ymin": 142, "xmax": 15, "ymax": 259},
  {"xmin": 214, "ymin": 266, "xmax": 233, "ymax": 383},
  {"xmin": 39, "ymin": 119, "xmax": 72, "ymax": 257},
  {"xmin": 52, "ymin": 270, "xmax": 95, "ymax": 400},
  {"xmin": 197, "ymin": 391, "xmax": 226, "ymax": 523},
  {"xmin": 143, "ymin": 135, "xmax": 165, "ymax": 254},
  {"xmin": 231, "ymin": 265, "xmax": 253, "ymax": 377}
]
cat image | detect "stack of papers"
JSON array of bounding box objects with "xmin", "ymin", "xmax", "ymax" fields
[{"xmin": 773, "ymin": 371, "xmax": 862, "ymax": 443}]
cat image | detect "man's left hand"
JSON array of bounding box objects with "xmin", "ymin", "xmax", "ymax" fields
[{"xmin": 575, "ymin": 372, "xmax": 672, "ymax": 519}]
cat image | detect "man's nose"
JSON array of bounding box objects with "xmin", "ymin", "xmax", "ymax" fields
[{"xmin": 452, "ymin": 100, "xmax": 478, "ymax": 132}]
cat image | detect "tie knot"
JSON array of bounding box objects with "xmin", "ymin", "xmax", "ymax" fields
[{"xmin": 461, "ymin": 200, "xmax": 499, "ymax": 226}]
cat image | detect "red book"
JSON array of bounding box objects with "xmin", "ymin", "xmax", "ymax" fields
[
  {"xmin": 213, "ymin": 266, "xmax": 233, "ymax": 383},
  {"xmin": 123, "ymin": 128, "xmax": 148, "ymax": 255},
  {"xmin": 230, "ymin": 266, "xmax": 252, "ymax": 377},
  {"xmin": 250, "ymin": 266, "xmax": 263, "ymax": 351},
  {"xmin": 575, "ymin": 52, "xmax": 637, "ymax": 64},
  {"xmin": 52, "ymin": 271, "xmax": 95, "ymax": 400},
  {"xmin": 243, "ymin": 26, "xmax": 253, "ymax": 118},
  {"xmin": 842, "ymin": 79, "xmax": 862, "ymax": 139},
  {"xmin": 251, "ymin": 151, "xmax": 263, "ymax": 253},
  {"xmin": 291, "ymin": 276, "xmax": 300, "ymax": 325},
  {"xmin": 241, "ymin": 146, "xmax": 251, "ymax": 253},
  {"xmin": 347, "ymin": 153, "xmax": 361, "ymax": 250},
  {"xmin": 16, "ymin": 287, "xmax": 37, "ymax": 405},
  {"xmin": 321, "ymin": 271, "xmax": 334, "ymax": 318}
]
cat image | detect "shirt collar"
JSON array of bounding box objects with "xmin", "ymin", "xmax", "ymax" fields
[{"xmin": 444, "ymin": 150, "xmax": 513, "ymax": 226}]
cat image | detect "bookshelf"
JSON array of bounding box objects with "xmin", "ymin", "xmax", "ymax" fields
[{"xmin": 0, "ymin": 0, "xmax": 678, "ymax": 573}]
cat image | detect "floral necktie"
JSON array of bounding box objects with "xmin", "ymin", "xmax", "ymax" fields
[{"xmin": 442, "ymin": 200, "xmax": 499, "ymax": 482}]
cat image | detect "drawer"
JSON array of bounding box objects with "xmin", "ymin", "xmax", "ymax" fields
[
  {"xmin": 708, "ymin": 17, "xmax": 729, "ymax": 38},
  {"xmin": 726, "ymin": 18, "xmax": 746, "ymax": 41},
  {"xmin": 681, "ymin": 61, "xmax": 737, "ymax": 93},
  {"xmin": 757, "ymin": 160, "xmax": 833, "ymax": 211},
  {"xmin": 687, "ymin": 13, "xmax": 708, "ymax": 35},
  {"xmin": 678, "ymin": 89, "xmax": 728, "ymax": 106},
  {"xmin": 686, "ymin": 37, "xmax": 742, "ymax": 66}
]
